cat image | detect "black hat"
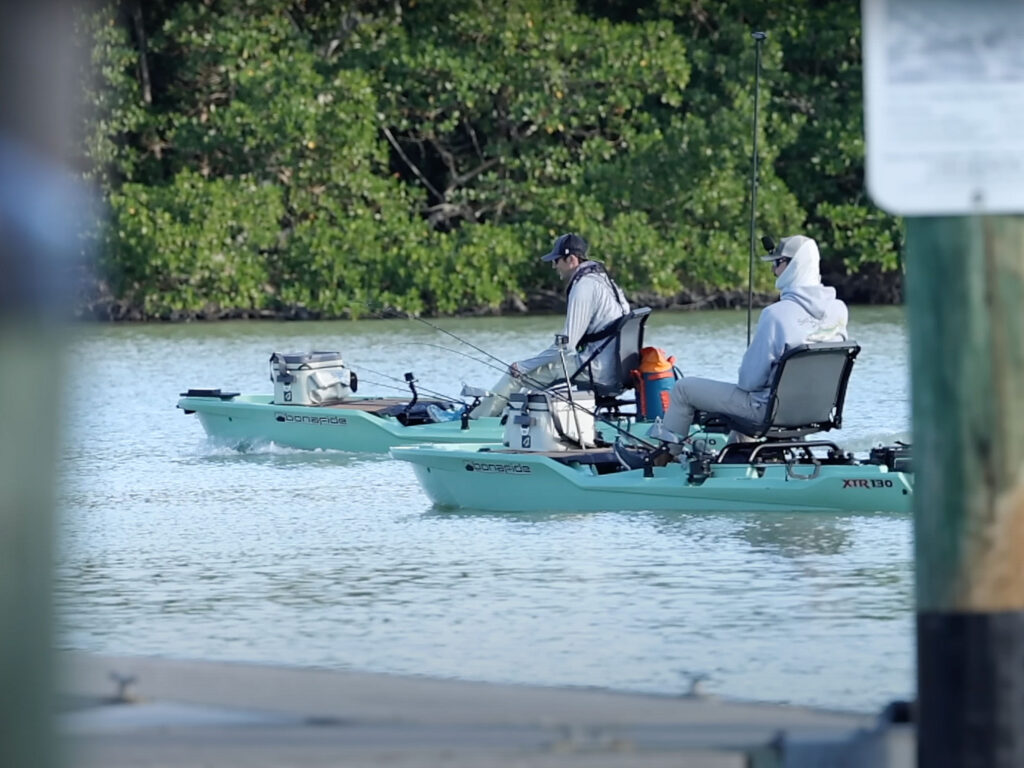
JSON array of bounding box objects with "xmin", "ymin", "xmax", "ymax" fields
[{"xmin": 541, "ymin": 233, "xmax": 588, "ymax": 262}]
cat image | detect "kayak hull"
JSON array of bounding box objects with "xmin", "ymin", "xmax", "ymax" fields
[
  {"xmin": 176, "ymin": 393, "xmax": 717, "ymax": 456},
  {"xmin": 389, "ymin": 443, "xmax": 913, "ymax": 514},
  {"xmin": 177, "ymin": 394, "xmax": 505, "ymax": 453}
]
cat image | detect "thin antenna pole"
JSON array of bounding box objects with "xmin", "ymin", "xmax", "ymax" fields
[{"xmin": 747, "ymin": 30, "xmax": 767, "ymax": 346}]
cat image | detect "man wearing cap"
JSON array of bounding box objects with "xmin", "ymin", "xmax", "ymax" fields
[
  {"xmin": 660, "ymin": 235, "xmax": 849, "ymax": 448},
  {"xmin": 471, "ymin": 233, "xmax": 630, "ymax": 418}
]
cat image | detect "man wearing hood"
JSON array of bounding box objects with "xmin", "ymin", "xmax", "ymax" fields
[
  {"xmin": 661, "ymin": 235, "xmax": 849, "ymax": 445},
  {"xmin": 471, "ymin": 233, "xmax": 630, "ymax": 418}
]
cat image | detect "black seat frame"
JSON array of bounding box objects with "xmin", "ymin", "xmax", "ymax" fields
[{"xmin": 568, "ymin": 307, "xmax": 652, "ymax": 413}]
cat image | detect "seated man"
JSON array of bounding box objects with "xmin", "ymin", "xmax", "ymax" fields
[
  {"xmin": 661, "ymin": 235, "xmax": 849, "ymax": 448},
  {"xmin": 471, "ymin": 232, "xmax": 630, "ymax": 417}
]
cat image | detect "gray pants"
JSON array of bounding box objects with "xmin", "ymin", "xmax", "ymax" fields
[
  {"xmin": 469, "ymin": 360, "xmax": 577, "ymax": 418},
  {"xmin": 662, "ymin": 376, "xmax": 767, "ymax": 444}
]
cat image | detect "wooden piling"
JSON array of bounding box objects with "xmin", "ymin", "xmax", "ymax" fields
[
  {"xmin": 0, "ymin": 5, "xmax": 83, "ymax": 767},
  {"xmin": 905, "ymin": 215, "xmax": 1024, "ymax": 767}
]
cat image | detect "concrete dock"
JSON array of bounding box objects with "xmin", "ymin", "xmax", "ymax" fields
[{"xmin": 59, "ymin": 653, "xmax": 914, "ymax": 767}]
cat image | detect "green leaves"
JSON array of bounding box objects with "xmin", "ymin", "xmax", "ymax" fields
[
  {"xmin": 81, "ymin": 0, "xmax": 902, "ymax": 319},
  {"xmin": 107, "ymin": 171, "xmax": 283, "ymax": 316},
  {"xmin": 344, "ymin": 2, "xmax": 690, "ymax": 232}
]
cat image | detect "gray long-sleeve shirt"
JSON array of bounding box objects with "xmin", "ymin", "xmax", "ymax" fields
[{"xmin": 516, "ymin": 266, "xmax": 630, "ymax": 389}]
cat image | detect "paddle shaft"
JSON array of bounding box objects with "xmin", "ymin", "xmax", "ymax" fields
[{"xmin": 746, "ymin": 31, "xmax": 766, "ymax": 347}]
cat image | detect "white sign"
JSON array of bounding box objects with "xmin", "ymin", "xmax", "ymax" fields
[{"xmin": 862, "ymin": 0, "xmax": 1024, "ymax": 214}]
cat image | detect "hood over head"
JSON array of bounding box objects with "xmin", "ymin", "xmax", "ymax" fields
[
  {"xmin": 770, "ymin": 236, "xmax": 819, "ymax": 288},
  {"xmin": 772, "ymin": 236, "xmax": 837, "ymax": 318}
]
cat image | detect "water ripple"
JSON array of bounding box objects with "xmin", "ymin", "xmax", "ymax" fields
[{"xmin": 57, "ymin": 308, "xmax": 914, "ymax": 713}]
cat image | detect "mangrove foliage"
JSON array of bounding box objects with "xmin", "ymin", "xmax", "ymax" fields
[{"xmin": 80, "ymin": 0, "xmax": 903, "ymax": 319}]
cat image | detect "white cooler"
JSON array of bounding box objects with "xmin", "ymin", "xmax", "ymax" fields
[
  {"xmin": 503, "ymin": 388, "xmax": 596, "ymax": 451},
  {"xmin": 269, "ymin": 351, "xmax": 355, "ymax": 405}
]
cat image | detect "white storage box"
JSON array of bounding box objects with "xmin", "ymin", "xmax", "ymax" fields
[
  {"xmin": 503, "ymin": 388, "xmax": 596, "ymax": 451},
  {"xmin": 269, "ymin": 351, "xmax": 356, "ymax": 405}
]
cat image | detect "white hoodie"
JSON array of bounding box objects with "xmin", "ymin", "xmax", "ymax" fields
[{"xmin": 737, "ymin": 237, "xmax": 849, "ymax": 402}]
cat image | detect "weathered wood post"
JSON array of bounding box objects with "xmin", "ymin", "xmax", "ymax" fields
[
  {"xmin": 0, "ymin": 325, "xmax": 64, "ymax": 768},
  {"xmin": 0, "ymin": 4, "xmax": 85, "ymax": 768},
  {"xmin": 905, "ymin": 215, "xmax": 1024, "ymax": 767},
  {"xmin": 862, "ymin": 1, "xmax": 1024, "ymax": 758}
]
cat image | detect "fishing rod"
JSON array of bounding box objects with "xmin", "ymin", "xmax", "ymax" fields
[
  {"xmin": 356, "ymin": 299, "xmax": 520, "ymax": 405},
  {"xmin": 402, "ymin": 342, "xmax": 511, "ymax": 378},
  {"xmin": 349, "ymin": 359, "xmax": 463, "ymax": 402},
  {"xmin": 348, "ymin": 375, "xmax": 422, "ymax": 398},
  {"xmin": 347, "ymin": 364, "xmax": 464, "ymax": 405},
  {"xmin": 405, "ymin": 325, "xmax": 569, "ymax": 408},
  {"xmin": 746, "ymin": 30, "xmax": 767, "ymax": 347},
  {"xmin": 374, "ymin": 304, "xmax": 515, "ymax": 373},
  {"xmin": 477, "ymin": 333, "xmax": 663, "ymax": 450},
  {"xmin": 375, "ymin": 303, "xmax": 543, "ymax": 409},
  {"xmin": 555, "ymin": 334, "xmax": 587, "ymax": 446},
  {"xmin": 387, "ymin": 305, "xmax": 657, "ymax": 446},
  {"xmin": 392, "ymin": 311, "xmax": 603, "ymax": 403},
  {"xmin": 411, "ymin": 317, "xmax": 518, "ymax": 373},
  {"xmin": 368, "ymin": 301, "xmax": 664, "ymax": 448}
]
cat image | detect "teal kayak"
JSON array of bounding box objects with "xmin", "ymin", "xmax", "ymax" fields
[
  {"xmin": 175, "ymin": 391, "xmax": 723, "ymax": 456},
  {"xmin": 389, "ymin": 441, "xmax": 913, "ymax": 514},
  {"xmin": 175, "ymin": 351, "xmax": 723, "ymax": 455},
  {"xmin": 177, "ymin": 392, "xmax": 505, "ymax": 453}
]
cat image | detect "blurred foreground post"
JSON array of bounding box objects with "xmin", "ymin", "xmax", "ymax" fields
[
  {"xmin": 0, "ymin": 5, "xmax": 88, "ymax": 768},
  {"xmin": 905, "ymin": 216, "xmax": 1024, "ymax": 767}
]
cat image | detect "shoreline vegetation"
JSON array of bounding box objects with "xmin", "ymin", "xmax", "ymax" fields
[
  {"xmin": 79, "ymin": 1, "xmax": 903, "ymax": 322},
  {"xmin": 74, "ymin": 286, "xmax": 879, "ymax": 323}
]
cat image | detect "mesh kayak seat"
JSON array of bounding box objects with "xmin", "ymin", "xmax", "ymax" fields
[
  {"xmin": 697, "ymin": 341, "xmax": 860, "ymax": 454},
  {"xmin": 568, "ymin": 307, "xmax": 652, "ymax": 416}
]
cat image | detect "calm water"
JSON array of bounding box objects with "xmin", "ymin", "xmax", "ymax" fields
[{"xmin": 56, "ymin": 307, "xmax": 914, "ymax": 713}]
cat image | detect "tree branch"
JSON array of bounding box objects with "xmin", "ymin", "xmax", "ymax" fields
[
  {"xmin": 450, "ymin": 156, "xmax": 500, "ymax": 190},
  {"xmin": 423, "ymin": 201, "xmax": 473, "ymax": 228},
  {"xmin": 464, "ymin": 119, "xmax": 485, "ymax": 162},
  {"xmin": 381, "ymin": 124, "xmax": 443, "ymax": 200},
  {"xmin": 130, "ymin": 0, "xmax": 152, "ymax": 105}
]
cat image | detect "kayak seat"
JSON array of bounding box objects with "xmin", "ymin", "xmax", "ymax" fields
[
  {"xmin": 697, "ymin": 341, "xmax": 861, "ymax": 443},
  {"xmin": 569, "ymin": 307, "xmax": 652, "ymax": 415}
]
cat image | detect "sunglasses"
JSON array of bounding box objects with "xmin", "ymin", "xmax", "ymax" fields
[{"xmin": 772, "ymin": 257, "xmax": 791, "ymax": 269}]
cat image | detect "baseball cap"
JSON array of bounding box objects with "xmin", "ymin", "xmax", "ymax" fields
[{"xmin": 541, "ymin": 233, "xmax": 588, "ymax": 262}]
